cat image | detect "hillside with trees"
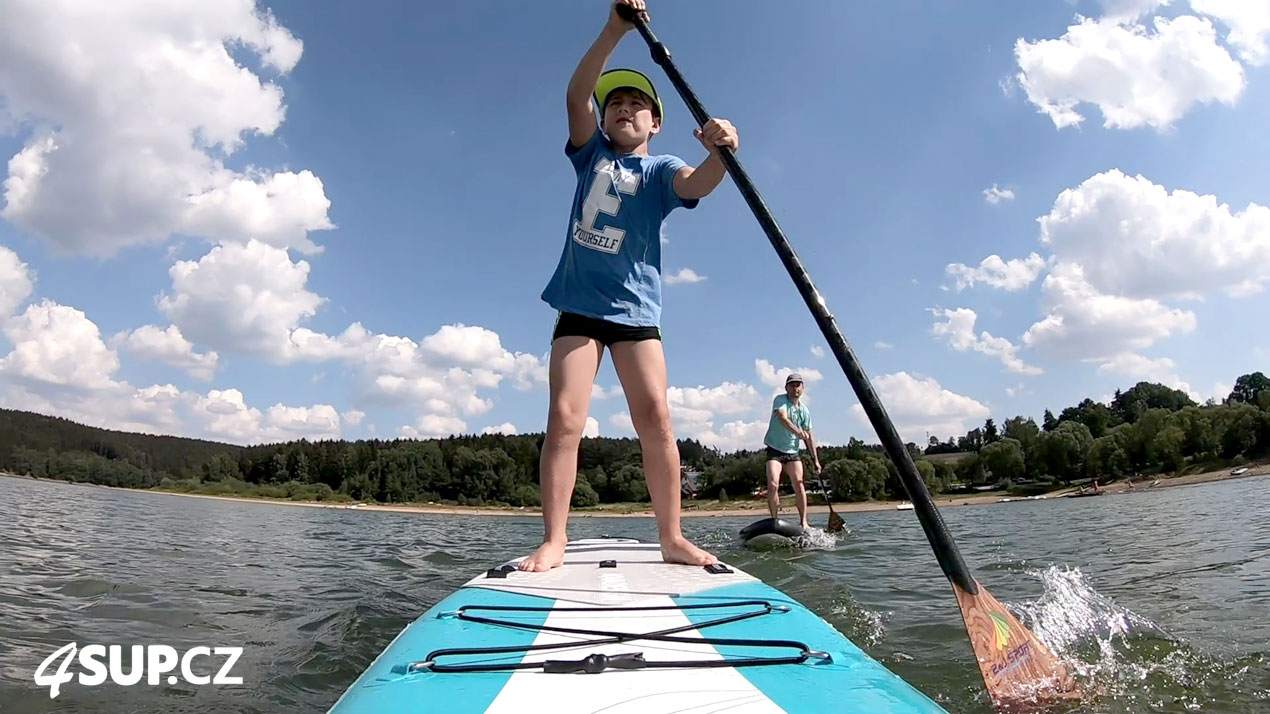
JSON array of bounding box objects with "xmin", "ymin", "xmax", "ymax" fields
[{"xmin": 1, "ymin": 372, "xmax": 1267, "ymax": 507}]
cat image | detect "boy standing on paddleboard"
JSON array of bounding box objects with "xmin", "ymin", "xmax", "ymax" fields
[
  {"xmin": 763, "ymin": 373, "xmax": 821, "ymax": 531},
  {"xmin": 520, "ymin": 0, "xmax": 738, "ymax": 571}
]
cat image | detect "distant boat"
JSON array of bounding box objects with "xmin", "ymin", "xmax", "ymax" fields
[
  {"xmin": 896, "ymin": 502, "xmax": 914, "ymax": 510},
  {"xmin": 1231, "ymin": 467, "xmax": 1250, "ymax": 476},
  {"xmin": 1064, "ymin": 491, "xmax": 1104, "ymax": 498}
]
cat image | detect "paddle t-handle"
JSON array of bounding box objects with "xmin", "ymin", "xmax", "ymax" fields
[{"xmin": 615, "ymin": 2, "xmax": 640, "ymax": 23}]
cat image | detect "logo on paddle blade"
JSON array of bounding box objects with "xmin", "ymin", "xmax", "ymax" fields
[{"xmin": 988, "ymin": 612, "xmax": 1012, "ymax": 651}]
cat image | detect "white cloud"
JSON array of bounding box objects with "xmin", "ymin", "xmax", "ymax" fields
[
  {"xmin": 755, "ymin": 359, "xmax": 824, "ymax": 389},
  {"xmin": 482, "ymin": 422, "xmax": 518, "ymax": 435},
  {"xmin": 0, "ymin": 0, "xmax": 332, "ymax": 256},
  {"xmin": 664, "ymin": 268, "xmax": 706, "ymax": 285},
  {"xmin": 0, "ymin": 301, "xmax": 119, "ymax": 390},
  {"xmin": 875, "ymin": 341, "xmax": 894, "ymax": 351},
  {"xmin": 1014, "ymin": 15, "xmax": 1244, "ymax": 130},
  {"xmin": 961, "ymin": 170, "xmax": 1263, "ymax": 368},
  {"xmin": 1210, "ymin": 381, "xmax": 1231, "ymax": 403},
  {"xmin": 509, "ymin": 352, "xmax": 549, "ymax": 391},
  {"xmin": 693, "ymin": 419, "xmax": 768, "ymax": 454},
  {"xmin": 111, "ymin": 325, "xmax": 218, "ymax": 380},
  {"xmin": 610, "ymin": 402, "xmax": 765, "ymax": 453},
  {"xmin": 266, "ymin": 403, "xmax": 340, "ymax": 441},
  {"xmin": 810, "ymin": 345, "xmax": 825, "ymax": 358},
  {"xmin": 583, "ymin": 416, "xmax": 600, "ymax": 438},
  {"xmin": 931, "ymin": 307, "xmax": 1044, "ymax": 375},
  {"xmin": 187, "ymin": 390, "xmax": 340, "ymax": 443},
  {"xmin": 1022, "ymin": 263, "xmax": 1197, "ymax": 360},
  {"xmin": 0, "ymin": 290, "xmax": 534, "ymax": 447},
  {"xmin": 401, "ymin": 414, "xmax": 468, "ymax": 440},
  {"xmin": 181, "ymin": 171, "xmax": 333, "ymax": 254},
  {"xmin": 945, "ymin": 253, "xmax": 1047, "ymax": 292},
  {"xmin": 609, "ymin": 412, "xmax": 634, "ymax": 433},
  {"xmin": 627, "ymin": 378, "xmax": 777, "ymax": 453},
  {"xmin": 121, "ymin": 384, "xmax": 188, "ymax": 435},
  {"xmin": 0, "ymin": 298, "xmax": 342, "ymax": 443},
  {"xmin": 190, "ymin": 389, "xmax": 262, "ymax": 442},
  {"xmin": 668, "ymin": 382, "xmax": 761, "ymax": 416},
  {"xmin": 342, "ymin": 409, "xmax": 365, "ymax": 427},
  {"xmin": 279, "ymin": 321, "xmax": 545, "ymax": 433},
  {"xmin": 983, "ymin": 183, "xmax": 1016, "ymax": 205},
  {"xmin": 1038, "ymin": 170, "xmax": 1270, "ymax": 299},
  {"xmin": 0, "ymin": 380, "xmax": 187, "ymax": 438},
  {"xmin": 1100, "ymin": 0, "xmax": 1172, "ymax": 23},
  {"xmin": 420, "ymin": 324, "xmax": 519, "ymax": 371},
  {"xmin": 0, "ymin": 245, "xmax": 34, "ymax": 318},
  {"xmin": 849, "ymin": 372, "xmax": 991, "ymax": 443},
  {"xmin": 1192, "ymin": 0, "xmax": 1270, "ymax": 66},
  {"xmin": 1095, "ymin": 352, "xmax": 1196, "ymax": 398},
  {"xmin": 159, "ymin": 240, "xmax": 323, "ymax": 361}
]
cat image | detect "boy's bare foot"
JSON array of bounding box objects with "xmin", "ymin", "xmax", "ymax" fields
[
  {"xmin": 800, "ymin": 521, "xmax": 811, "ymax": 532},
  {"xmin": 660, "ymin": 535, "xmax": 717, "ymax": 566},
  {"xmin": 518, "ymin": 540, "xmax": 567, "ymax": 572}
]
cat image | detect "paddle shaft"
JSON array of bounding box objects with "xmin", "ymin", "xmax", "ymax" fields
[
  {"xmin": 617, "ymin": 4, "xmax": 975, "ymax": 594},
  {"xmin": 812, "ymin": 473, "xmax": 843, "ymax": 530}
]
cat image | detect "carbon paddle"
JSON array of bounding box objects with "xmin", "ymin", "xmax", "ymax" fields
[{"xmin": 615, "ymin": 4, "xmax": 1079, "ymax": 709}]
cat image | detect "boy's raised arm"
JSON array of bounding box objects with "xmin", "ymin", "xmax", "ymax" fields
[
  {"xmin": 673, "ymin": 118, "xmax": 739, "ymax": 200},
  {"xmin": 567, "ymin": 1, "xmax": 647, "ymax": 149}
]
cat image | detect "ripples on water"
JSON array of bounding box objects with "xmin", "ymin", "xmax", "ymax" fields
[{"xmin": 1, "ymin": 476, "xmax": 1267, "ymax": 713}]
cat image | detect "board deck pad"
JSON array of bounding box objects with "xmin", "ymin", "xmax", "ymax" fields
[{"xmin": 328, "ymin": 538, "xmax": 950, "ymax": 713}]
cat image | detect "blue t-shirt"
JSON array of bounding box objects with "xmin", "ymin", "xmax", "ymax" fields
[
  {"xmin": 540, "ymin": 128, "xmax": 698, "ymax": 327},
  {"xmin": 764, "ymin": 395, "xmax": 812, "ymax": 454}
]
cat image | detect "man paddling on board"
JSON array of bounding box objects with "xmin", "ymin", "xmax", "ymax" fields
[
  {"xmin": 520, "ymin": 0, "xmax": 739, "ymax": 572},
  {"xmin": 763, "ymin": 373, "xmax": 821, "ymax": 531}
]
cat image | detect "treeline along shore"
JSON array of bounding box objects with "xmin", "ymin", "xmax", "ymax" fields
[{"xmin": 2, "ymin": 374, "xmax": 1268, "ymax": 510}]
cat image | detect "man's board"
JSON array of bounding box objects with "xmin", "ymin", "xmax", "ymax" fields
[{"xmin": 327, "ymin": 538, "xmax": 949, "ymax": 713}]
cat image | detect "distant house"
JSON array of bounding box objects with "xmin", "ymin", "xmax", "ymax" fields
[{"xmin": 681, "ymin": 470, "xmax": 703, "ymax": 498}]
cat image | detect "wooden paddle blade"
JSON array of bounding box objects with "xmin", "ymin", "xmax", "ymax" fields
[
  {"xmin": 826, "ymin": 508, "xmax": 845, "ymax": 533},
  {"xmin": 953, "ymin": 580, "xmax": 1081, "ymax": 711}
]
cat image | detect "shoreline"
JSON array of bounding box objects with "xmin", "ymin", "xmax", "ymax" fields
[{"xmin": 7, "ymin": 463, "xmax": 1266, "ymax": 519}]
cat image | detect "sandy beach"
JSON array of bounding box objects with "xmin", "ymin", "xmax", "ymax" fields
[{"xmin": 35, "ymin": 461, "xmax": 1261, "ymax": 519}]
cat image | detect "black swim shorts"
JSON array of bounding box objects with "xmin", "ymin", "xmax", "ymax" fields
[
  {"xmin": 552, "ymin": 312, "xmax": 661, "ymax": 347},
  {"xmin": 765, "ymin": 446, "xmax": 801, "ymax": 464}
]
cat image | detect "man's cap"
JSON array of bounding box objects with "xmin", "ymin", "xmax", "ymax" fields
[
  {"xmin": 595, "ymin": 68, "xmax": 663, "ymax": 119},
  {"xmin": 786, "ymin": 373, "xmax": 803, "ymax": 385}
]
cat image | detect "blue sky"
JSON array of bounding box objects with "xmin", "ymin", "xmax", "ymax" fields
[{"xmin": 0, "ymin": 0, "xmax": 1267, "ymax": 450}]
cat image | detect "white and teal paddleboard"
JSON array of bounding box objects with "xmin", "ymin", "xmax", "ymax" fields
[{"xmin": 328, "ymin": 538, "xmax": 949, "ymax": 713}]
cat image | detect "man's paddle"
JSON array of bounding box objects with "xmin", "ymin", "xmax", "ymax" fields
[
  {"xmin": 812, "ymin": 472, "xmax": 845, "ymax": 533},
  {"xmin": 615, "ymin": 4, "xmax": 1079, "ymax": 709}
]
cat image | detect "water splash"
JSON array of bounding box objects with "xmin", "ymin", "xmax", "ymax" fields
[
  {"xmin": 1008, "ymin": 565, "xmax": 1268, "ymax": 712},
  {"xmin": 830, "ymin": 598, "xmax": 887, "ymax": 648},
  {"xmin": 792, "ymin": 527, "xmax": 843, "ymax": 550},
  {"xmin": 1020, "ymin": 565, "xmax": 1170, "ymax": 653},
  {"xmin": 698, "ymin": 527, "xmax": 743, "ymax": 550}
]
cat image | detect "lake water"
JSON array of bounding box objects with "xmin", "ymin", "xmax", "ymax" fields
[{"xmin": 1, "ymin": 475, "xmax": 1267, "ymax": 713}]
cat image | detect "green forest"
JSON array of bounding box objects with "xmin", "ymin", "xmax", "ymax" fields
[{"xmin": 1, "ymin": 373, "xmax": 1268, "ymax": 508}]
